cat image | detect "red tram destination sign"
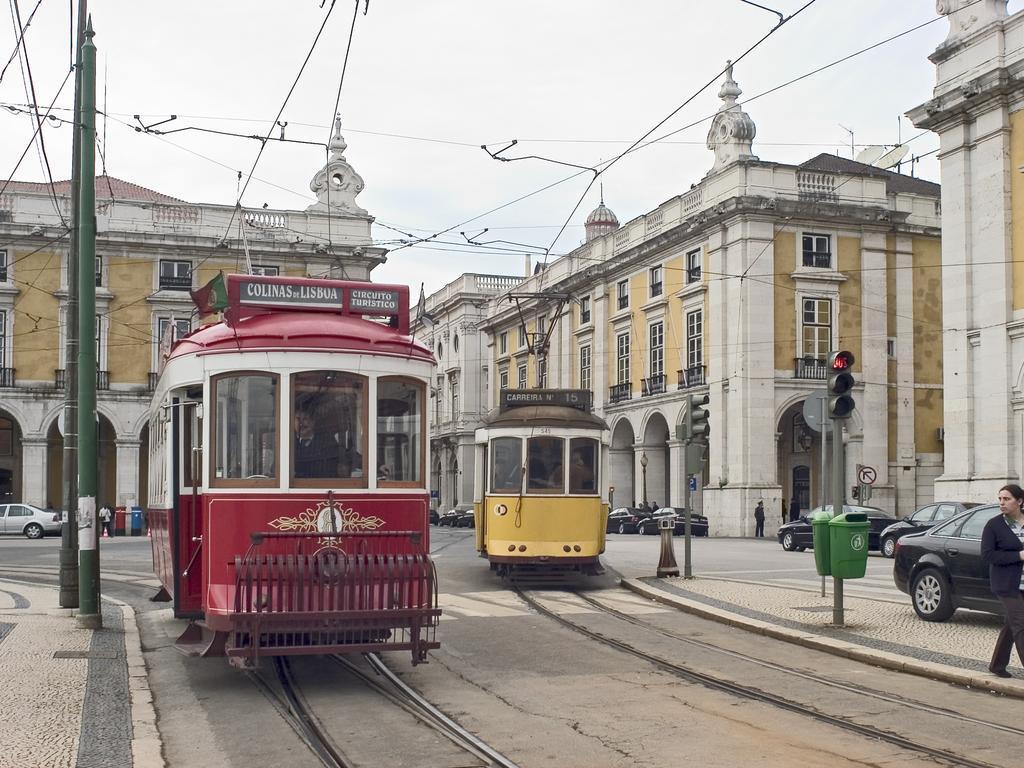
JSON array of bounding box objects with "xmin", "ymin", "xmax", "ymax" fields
[
  {"xmin": 499, "ymin": 388, "xmax": 593, "ymax": 412},
  {"xmin": 224, "ymin": 274, "xmax": 410, "ymax": 333}
]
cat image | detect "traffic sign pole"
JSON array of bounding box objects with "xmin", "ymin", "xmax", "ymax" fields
[{"xmin": 831, "ymin": 416, "xmax": 845, "ymax": 627}]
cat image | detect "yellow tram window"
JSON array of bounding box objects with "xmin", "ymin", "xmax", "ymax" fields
[
  {"xmin": 568, "ymin": 438, "xmax": 598, "ymax": 494},
  {"xmin": 527, "ymin": 436, "xmax": 564, "ymax": 494},
  {"xmin": 377, "ymin": 378, "xmax": 424, "ymax": 485},
  {"xmin": 292, "ymin": 371, "xmax": 366, "ymax": 485},
  {"xmin": 490, "ymin": 437, "xmax": 522, "ymax": 493},
  {"xmin": 212, "ymin": 373, "xmax": 278, "ymax": 486}
]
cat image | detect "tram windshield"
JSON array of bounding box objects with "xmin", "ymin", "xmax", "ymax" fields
[
  {"xmin": 292, "ymin": 371, "xmax": 365, "ymax": 483},
  {"xmin": 490, "ymin": 437, "xmax": 522, "ymax": 494},
  {"xmin": 527, "ymin": 436, "xmax": 564, "ymax": 493},
  {"xmin": 377, "ymin": 378, "xmax": 424, "ymax": 483},
  {"xmin": 213, "ymin": 374, "xmax": 277, "ymax": 484},
  {"xmin": 568, "ymin": 438, "xmax": 598, "ymax": 494}
]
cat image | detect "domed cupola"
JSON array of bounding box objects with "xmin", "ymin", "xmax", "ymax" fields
[{"xmin": 584, "ymin": 190, "xmax": 619, "ymax": 243}]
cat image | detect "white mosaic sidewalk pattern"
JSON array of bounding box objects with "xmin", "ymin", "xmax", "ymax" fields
[
  {"xmin": 662, "ymin": 576, "xmax": 1017, "ymax": 671},
  {"xmin": 0, "ymin": 582, "xmax": 90, "ymax": 768}
]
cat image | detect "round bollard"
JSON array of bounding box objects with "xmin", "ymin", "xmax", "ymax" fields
[{"xmin": 656, "ymin": 515, "xmax": 680, "ymax": 577}]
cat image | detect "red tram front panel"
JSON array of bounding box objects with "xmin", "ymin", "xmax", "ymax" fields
[{"xmin": 198, "ymin": 492, "xmax": 431, "ymax": 626}]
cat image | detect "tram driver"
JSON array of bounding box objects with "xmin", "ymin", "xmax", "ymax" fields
[{"xmin": 294, "ymin": 406, "xmax": 340, "ymax": 478}]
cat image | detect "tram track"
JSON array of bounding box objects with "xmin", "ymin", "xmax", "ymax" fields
[
  {"xmin": 248, "ymin": 653, "xmax": 519, "ymax": 768},
  {"xmin": 515, "ymin": 585, "xmax": 1009, "ymax": 768}
]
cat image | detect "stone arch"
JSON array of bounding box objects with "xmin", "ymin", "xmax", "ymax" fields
[
  {"xmin": 0, "ymin": 408, "xmax": 24, "ymax": 503},
  {"xmin": 639, "ymin": 410, "xmax": 671, "ymax": 508},
  {"xmin": 608, "ymin": 417, "xmax": 636, "ymax": 509}
]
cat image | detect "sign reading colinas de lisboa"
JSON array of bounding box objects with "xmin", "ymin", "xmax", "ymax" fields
[{"xmin": 238, "ymin": 280, "xmax": 342, "ymax": 307}]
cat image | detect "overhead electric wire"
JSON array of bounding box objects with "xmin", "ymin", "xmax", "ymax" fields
[
  {"xmin": 10, "ymin": 0, "xmax": 68, "ymax": 225},
  {"xmin": 218, "ymin": 0, "xmax": 341, "ymax": 247},
  {"xmin": 0, "ymin": 0, "xmax": 40, "ymax": 85}
]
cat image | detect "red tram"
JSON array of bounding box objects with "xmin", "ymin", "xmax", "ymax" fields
[{"xmin": 147, "ymin": 274, "xmax": 440, "ymax": 667}]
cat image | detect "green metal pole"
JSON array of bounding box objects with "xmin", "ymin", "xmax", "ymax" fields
[
  {"xmin": 831, "ymin": 416, "xmax": 845, "ymax": 627},
  {"xmin": 59, "ymin": 0, "xmax": 86, "ymax": 609},
  {"xmin": 77, "ymin": 17, "xmax": 100, "ymax": 629}
]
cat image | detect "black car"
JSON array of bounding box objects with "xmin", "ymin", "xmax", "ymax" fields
[
  {"xmin": 607, "ymin": 507, "xmax": 651, "ymax": 534},
  {"xmin": 437, "ymin": 510, "xmax": 460, "ymax": 527},
  {"xmin": 453, "ymin": 509, "xmax": 476, "ymax": 528},
  {"xmin": 878, "ymin": 501, "xmax": 981, "ymax": 558},
  {"xmin": 637, "ymin": 507, "xmax": 709, "ymax": 537},
  {"xmin": 429, "ymin": 508, "xmax": 440, "ymax": 525},
  {"xmin": 777, "ymin": 505, "xmax": 897, "ymax": 552},
  {"xmin": 893, "ymin": 504, "xmax": 1002, "ymax": 621}
]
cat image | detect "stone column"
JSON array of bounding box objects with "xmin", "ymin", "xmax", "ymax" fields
[
  {"xmin": 668, "ymin": 439, "xmax": 683, "ymax": 507},
  {"xmin": 894, "ymin": 234, "xmax": 918, "ymax": 514},
  {"xmin": 21, "ymin": 437, "xmax": 48, "ymax": 507},
  {"xmin": 593, "ymin": 291, "xmax": 609, "ymax": 408},
  {"xmin": 115, "ymin": 438, "xmax": 141, "ymax": 508}
]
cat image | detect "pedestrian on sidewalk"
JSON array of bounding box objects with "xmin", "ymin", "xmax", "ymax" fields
[
  {"xmin": 982, "ymin": 483, "xmax": 1024, "ymax": 678},
  {"xmin": 754, "ymin": 500, "xmax": 765, "ymax": 537},
  {"xmin": 98, "ymin": 504, "xmax": 113, "ymax": 537},
  {"xmin": 788, "ymin": 496, "xmax": 800, "ymax": 523}
]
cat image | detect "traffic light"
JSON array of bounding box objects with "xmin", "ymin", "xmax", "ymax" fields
[
  {"xmin": 687, "ymin": 393, "xmax": 710, "ymax": 441},
  {"xmin": 827, "ymin": 350, "xmax": 855, "ymax": 419}
]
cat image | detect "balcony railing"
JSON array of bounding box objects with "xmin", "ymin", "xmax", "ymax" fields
[
  {"xmin": 55, "ymin": 369, "xmax": 111, "ymax": 389},
  {"xmin": 609, "ymin": 382, "xmax": 632, "ymax": 403},
  {"xmin": 580, "ymin": 310, "xmax": 591, "ymax": 324},
  {"xmin": 641, "ymin": 374, "xmax": 666, "ymax": 397},
  {"xmin": 794, "ymin": 357, "xmax": 828, "ymax": 380},
  {"xmin": 0, "ymin": 367, "xmax": 14, "ymax": 387},
  {"xmin": 0, "ymin": 266, "xmax": 7, "ymax": 281},
  {"xmin": 148, "ymin": 372, "xmax": 159, "ymax": 391},
  {"xmin": 801, "ymin": 251, "xmax": 831, "ymax": 269},
  {"xmin": 617, "ymin": 295, "xmax": 629, "ymax": 310},
  {"xmin": 686, "ymin": 267, "xmax": 701, "ymax": 284},
  {"xmin": 677, "ymin": 366, "xmax": 705, "ymax": 389},
  {"xmin": 159, "ymin": 275, "xmax": 192, "ymax": 291},
  {"xmin": 649, "ymin": 282, "xmax": 663, "ymax": 298}
]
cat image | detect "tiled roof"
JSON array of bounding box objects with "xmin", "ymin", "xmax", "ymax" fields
[
  {"xmin": 5, "ymin": 176, "xmax": 188, "ymax": 203},
  {"xmin": 799, "ymin": 153, "xmax": 940, "ymax": 197}
]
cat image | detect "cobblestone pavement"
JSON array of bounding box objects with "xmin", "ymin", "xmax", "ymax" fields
[
  {"xmin": 623, "ymin": 574, "xmax": 1024, "ymax": 697},
  {"xmin": 0, "ymin": 579, "xmax": 162, "ymax": 768}
]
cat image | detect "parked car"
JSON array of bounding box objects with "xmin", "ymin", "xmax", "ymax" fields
[
  {"xmin": 893, "ymin": 504, "xmax": 1002, "ymax": 621},
  {"xmin": 878, "ymin": 501, "xmax": 981, "ymax": 558},
  {"xmin": 607, "ymin": 507, "xmax": 651, "ymax": 534},
  {"xmin": 453, "ymin": 509, "xmax": 476, "ymax": 529},
  {"xmin": 437, "ymin": 510, "xmax": 460, "ymax": 527},
  {"xmin": 777, "ymin": 505, "xmax": 897, "ymax": 552},
  {"xmin": 429, "ymin": 508, "xmax": 440, "ymax": 525},
  {"xmin": 0, "ymin": 503, "xmax": 62, "ymax": 539},
  {"xmin": 637, "ymin": 507, "xmax": 709, "ymax": 537}
]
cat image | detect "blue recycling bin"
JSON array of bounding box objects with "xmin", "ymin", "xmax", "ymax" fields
[{"xmin": 130, "ymin": 506, "xmax": 143, "ymax": 536}]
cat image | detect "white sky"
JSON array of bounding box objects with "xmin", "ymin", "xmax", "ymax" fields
[{"xmin": 0, "ymin": 1, "xmax": 1003, "ymax": 295}]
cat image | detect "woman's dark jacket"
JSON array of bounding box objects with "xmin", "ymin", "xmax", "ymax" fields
[{"xmin": 981, "ymin": 514, "xmax": 1024, "ymax": 596}]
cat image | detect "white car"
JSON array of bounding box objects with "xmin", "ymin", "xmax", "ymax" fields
[{"xmin": 0, "ymin": 503, "xmax": 62, "ymax": 539}]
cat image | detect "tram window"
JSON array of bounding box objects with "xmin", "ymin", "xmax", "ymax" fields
[
  {"xmin": 212, "ymin": 374, "xmax": 278, "ymax": 486},
  {"xmin": 182, "ymin": 400, "xmax": 203, "ymax": 488},
  {"xmin": 292, "ymin": 371, "xmax": 366, "ymax": 484},
  {"xmin": 377, "ymin": 378, "xmax": 424, "ymax": 484},
  {"xmin": 527, "ymin": 436, "xmax": 564, "ymax": 493},
  {"xmin": 568, "ymin": 438, "xmax": 598, "ymax": 494},
  {"xmin": 490, "ymin": 437, "xmax": 522, "ymax": 494}
]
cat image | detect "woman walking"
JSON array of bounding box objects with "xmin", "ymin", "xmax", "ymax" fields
[{"xmin": 981, "ymin": 484, "xmax": 1024, "ymax": 678}]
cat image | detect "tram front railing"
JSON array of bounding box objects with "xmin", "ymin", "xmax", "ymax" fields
[{"xmin": 228, "ymin": 530, "xmax": 441, "ymax": 666}]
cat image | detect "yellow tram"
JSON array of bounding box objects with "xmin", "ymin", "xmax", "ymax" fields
[{"xmin": 472, "ymin": 389, "xmax": 610, "ymax": 577}]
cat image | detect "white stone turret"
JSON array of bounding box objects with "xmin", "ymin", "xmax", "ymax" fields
[
  {"xmin": 706, "ymin": 61, "xmax": 758, "ymax": 175},
  {"xmin": 308, "ymin": 114, "xmax": 368, "ymax": 216}
]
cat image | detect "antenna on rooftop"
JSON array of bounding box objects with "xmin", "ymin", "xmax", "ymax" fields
[{"xmin": 839, "ymin": 124, "xmax": 855, "ymax": 158}]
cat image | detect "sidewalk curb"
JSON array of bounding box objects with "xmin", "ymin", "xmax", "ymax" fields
[{"xmin": 621, "ymin": 577, "xmax": 1024, "ymax": 700}]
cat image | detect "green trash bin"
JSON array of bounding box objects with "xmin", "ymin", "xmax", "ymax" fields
[
  {"xmin": 828, "ymin": 511, "xmax": 869, "ymax": 579},
  {"xmin": 810, "ymin": 510, "xmax": 834, "ymax": 576}
]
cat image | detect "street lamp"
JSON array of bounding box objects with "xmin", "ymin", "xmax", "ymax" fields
[{"xmin": 640, "ymin": 451, "xmax": 648, "ymax": 507}]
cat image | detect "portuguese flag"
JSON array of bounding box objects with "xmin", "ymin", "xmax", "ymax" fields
[{"xmin": 190, "ymin": 271, "xmax": 228, "ymax": 315}]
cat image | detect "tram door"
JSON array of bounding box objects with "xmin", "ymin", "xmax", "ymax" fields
[{"xmin": 175, "ymin": 398, "xmax": 204, "ymax": 616}]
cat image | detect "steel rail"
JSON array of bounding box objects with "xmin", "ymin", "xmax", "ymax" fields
[
  {"xmin": 573, "ymin": 590, "xmax": 1024, "ymax": 738},
  {"xmin": 248, "ymin": 657, "xmax": 353, "ymax": 768},
  {"xmin": 515, "ymin": 587, "xmax": 1003, "ymax": 768},
  {"xmin": 333, "ymin": 653, "xmax": 520, "ymax": 768}
]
